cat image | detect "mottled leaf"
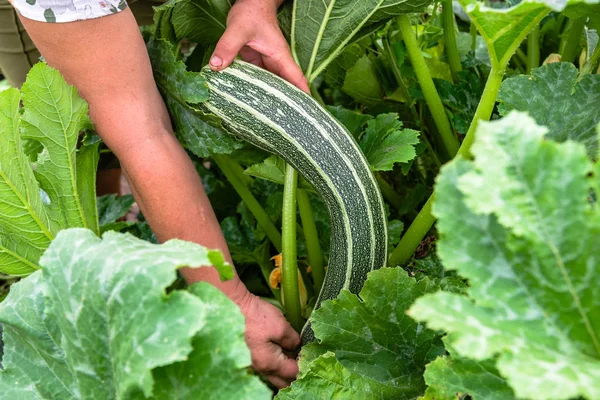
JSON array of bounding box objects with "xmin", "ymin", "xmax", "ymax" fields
[
  {"xmin": 409, "ymin": 112, "xmax": 600, "ymax": 400},
  {"xmin": 498, "ymin": 62, "xmax": 600, "ymax": 155},
  {"xmin": 0, "ymin": 229, "xmax": 266, "ymax": 399}
]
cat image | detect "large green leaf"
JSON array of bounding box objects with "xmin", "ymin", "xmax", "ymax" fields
[
  {"xmin": 0, "ymin": 229, "xmax": 267, "ymax": 399},
  {"xmin": 409, "ymin": 112, "xmax": 600, "ymax": 400},
  {"xmin": 146, "ymin": 38, "xmax": 243, "ymax": 157},
  {"xmin": 153, "ymin": 0, "xmax": 231, "ymax": 45},
  {"xmin": 291, "ymin": 0, "xmax": 432, "ymax": 81},
  {"xmin": 498, "ymin": 62, "xmax": 600, "ymax": 156},
  {"xmin": 279, "ymin": 267, "xmax": 445, "ymax": 399},
  {"xmin": 0, "ymin": 64, "xmax": 99, "ymax": 276}
]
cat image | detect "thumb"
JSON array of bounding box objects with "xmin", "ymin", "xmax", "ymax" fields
[{"xmin": 210, "ymin": 25, "xmax": 251, "ymax": 70}]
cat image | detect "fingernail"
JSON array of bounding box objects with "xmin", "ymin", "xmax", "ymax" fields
[{"xmin": 210, "ymin": 56, "xmax": 223, "ymax": 68}]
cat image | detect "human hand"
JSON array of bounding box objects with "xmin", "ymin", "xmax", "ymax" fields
[
  {"xmin": 209, "ymin": 0, "xmax": 310, "ymax": 92},
  {"xmin": 236, "ymin": 291, "xmax": 301, "ymax": 388}
]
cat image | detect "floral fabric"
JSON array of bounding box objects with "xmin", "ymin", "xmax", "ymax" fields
[{"xmin": 11, "ymin": 0, "xmax": 127, "ymax": 23}]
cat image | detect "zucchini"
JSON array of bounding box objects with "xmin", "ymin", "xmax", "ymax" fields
[{"xmin": 200, "ymin": 61, "xmax": 387, "ymax": 342}]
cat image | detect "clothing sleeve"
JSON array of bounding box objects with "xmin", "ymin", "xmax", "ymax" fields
[{"xmin": 10, "ymin": 0, "xmax": 128, "ymax": 23}]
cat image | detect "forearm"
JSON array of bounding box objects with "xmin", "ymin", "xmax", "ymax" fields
[{"xmin": 19, "ymin": 11, "xmax": 248, "ymax": 303}]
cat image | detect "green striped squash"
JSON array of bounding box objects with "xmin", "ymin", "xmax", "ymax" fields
[{"xmin": 200, "ymin": 61, "xmax": 388, "ymax": 342}]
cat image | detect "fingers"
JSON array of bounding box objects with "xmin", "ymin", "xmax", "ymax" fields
[
  {"xmin": 261, "ymin": 47, "xmax": 310, "ymax": 93},
  {"xmin": 210, "ymin": 25, "xmax": 252, "ymax": 71},
  {"xmin": 239, "ymin": 46, "xmax": 264, "ymax": 68},
  {"xmin": 273, "ymin": 321, "xmax": 301, "ymax": 350},
  {"xmin": 266, "ymin": 375, "xmax": 292, "ymax": 389}
]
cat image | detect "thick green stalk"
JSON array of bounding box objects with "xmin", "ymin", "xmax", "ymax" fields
[
  {"xmin": 388, "ymin": 66, "xmax": 505, "ymax": 267},
  {"xmin": 281, "ymin": 165, "xmax": 303, "ymax": 331},
  {"xmin": 297, "ymin": 189, "xmax": 325, "ymax": 292},
  {"xmin": 397, "ymin": 15, "xmax": 460, "ymax": 159},
  {"xmin": 442, "ymin": 0, "xmax": 462, "ymax": 82},
  {"xmin": 527, "ymin": 26, "xmax": 540, "ymax": 73},
  {"xmin": 561, "ymin": 18, "xmax": 585, "ymax": 63},
  {"xmin": 213, "ymin": 154, "xmax": 282, "ymax": 252},
  {"xmin": 580, "ymin": 42, "xmax": 600, "ymax": 77}
]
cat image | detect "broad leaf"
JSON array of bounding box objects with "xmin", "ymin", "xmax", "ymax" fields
[
  {"xmin": 0, "ymin": 229, "xmax": 267, "ymax": 399},
  {"xmin": 359, "ymin": 113, "xmax": 420, "ymax": 171},
  {"xmin": 154, "ymin": 0, "xmax": 231, "ymax": 45},
  {"xmin": 422, "ymin": 344, "xmax": 514, "ymax": 400},
  {"xmin": 498, "ymin": 62, "xmax": 600, "ymax": 155},
  {"xmin": 281, "ymin": 268, "xmax": 445, "ymax": 399},
  {"xmin": 0, "ymin": 64, "xmax": 99, "ymax": 276},
  {"xmin": 291, "ymin": 0, "xmax": 432, "ymax": 81},
  {"xmin": 146, "ymin": 38, "xmax": 243, "ymax": 157},
  {"xmin": 409, "ymin": 112, "xmax": 600, "ymax": 400},
  {"xmin": 342, "ymin": 55, "xmax": 384, "ymax": 105}
]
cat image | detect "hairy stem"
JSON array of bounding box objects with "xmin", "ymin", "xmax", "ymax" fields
[
  {"xmin": 527, "ymin": 26, "xmax": 540, "ymax": 73},
  {"xmin": 213, "ymin": 154, "xmax": 282, "ymax": 252},
  {"xmin": 388, "ymin": 66, "xmax": 505, "ymax": 266},
  {"xmin": 442, "ymin": 0, "xmax": 462, "ymax": 82},
  {"xmin": 561, "ymin": 17, "xmax": 585, "ymax": 63},
  {"xmin": 397, "ymin": 15, "xmax": 459, "ymax": 160},
  {"xmin": 297, "ymin": 189, "xmax": 325, "ymax": 292},
  {"xmin": 282, "ymin": 165, "xmax": 303, "ymax": 331}
]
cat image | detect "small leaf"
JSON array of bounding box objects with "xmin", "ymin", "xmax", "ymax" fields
[
  {"xmin": 342, "ymin": 55, "xmax": 383, "ymax": 105},
  {"xmin": 97, "ymin": 194, "xmax": 135, "ymax": 226},
  {"xmin": 326, "ymin": 105, "xmax": 373, "ymax": 140},
  {"xmin": 359, "ymin": 113, "xmax": 420, "ymax": 171}
]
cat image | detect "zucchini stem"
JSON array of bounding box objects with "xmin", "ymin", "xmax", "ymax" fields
[
  {"xmin": 580, "ymin": 41, "xmax": 600, "ymax": 77},
  {"xmin": 397, "ymin": 15, "xmax": 459, "ymax": 160},
  {"xmin": 561, "ymin": 17, "xmax": 586, "ymax": 64},
  {"xmin": 282, "ymin": 165, "xmax": 303, "ymax": 332},
  {"xmin": 527, "ymin": 26, "xmax": 540, "ymax": 73},
  {"xmin": 442, "ymin": 0, "xmax": 462, "ymax": 82},
  {"xmin": 297, "ymin": 189, "xmax": 325, "ymax": 292},
  {"xmin": 213, "ymin": 154, "xmax": 283, "ymax": 252}
]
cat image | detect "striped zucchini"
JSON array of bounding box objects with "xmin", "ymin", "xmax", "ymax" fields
[{"xmin": 200, "ymin": 61, "xmax": 388, "ymax": 342}]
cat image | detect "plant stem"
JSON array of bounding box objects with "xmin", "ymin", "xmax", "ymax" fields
[
  {"xmin": 281, "ymin": 165, "xmax": 303, "ymax": 331},
  {"xmin": 213, "ymin": 154, "xmax": 282, "ymax": 252},
  {"xmin": 388, "ymin": 196, "xmax": 434, "ymax": 266},
  {"xmin": 442, "ymin": 0, "xmax": 462, "ymax": 82},
  {"xmin": 388, "ymin": 66, "xmax": 505, "ymax": 267},
  {"xmin": 397, "ymin": 15, "xmax": 460, "ymax": 160},
  {"xmin": 580, "ymin": 40, "xmax": 600, "ymax": 77},
  {"xmin": 383, "ymin": 36, "xmax": 413, "ymax": 103},
  {"xmin": 527, "ymin": 26, "xmax": 540, "ymax": 73},
  {"xmin": 297, "ymin": 189, "xmax": 325, "ymax": 292},
  {"xmin": 375, "ymin": 173, "xmax": 403, "ymax": 210},
  {"xmin": 561, "ymin": 17, "xmax": 585, "ymax": 63},
  {"xmin": 470, "ymin": 22, "xmax": 477, "ymax": 51}
]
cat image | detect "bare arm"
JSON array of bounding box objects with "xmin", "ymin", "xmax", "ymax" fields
[{"xmin": 18, "ymin": 8, "xmax": 299, "ymax": 388}]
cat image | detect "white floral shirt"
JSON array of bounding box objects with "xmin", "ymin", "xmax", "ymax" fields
[{"xmin": 11, "ymin": 0, "xmax": 128, "ymax": 22}]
